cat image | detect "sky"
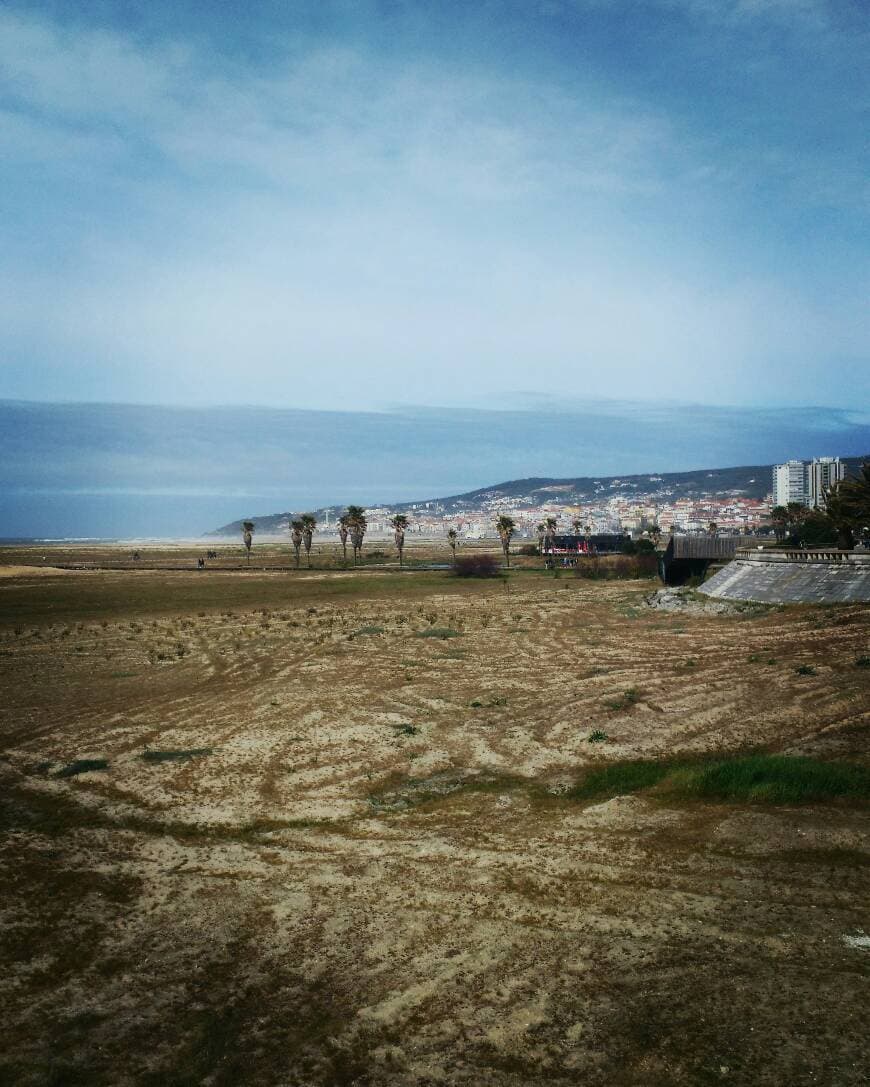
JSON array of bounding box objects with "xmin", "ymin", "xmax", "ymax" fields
[{"xmin": 1, "ymin": 0, "xmax": 868, "ymax": 413}]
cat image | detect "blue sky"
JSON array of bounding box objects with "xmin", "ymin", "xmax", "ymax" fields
[{"xmin": 2, "ymin": 0, "xmax": 868, "ymax": 412}]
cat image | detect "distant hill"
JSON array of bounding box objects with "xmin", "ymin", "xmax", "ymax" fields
[
  {"xmin": 400, "ymin": 463, "xmax": 777, "ymax": 509},
  {"xmin": 207, "ymin": 456, "xmax": 868, "ymax": 535}
]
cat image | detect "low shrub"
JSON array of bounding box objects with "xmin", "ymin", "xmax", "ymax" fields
[
  {"xmin": 453, "ymin": 554, "xmax": 501, "ymax": 578},
  {"xmin": 604, "ymin": 687, "xmax": 641, "ymax": 711},
  {"xmin": 416, "ymin": 627, "xmax": 462, "ymax": 639},
  {"xmin": 517, "ymin": 544, "xmax": 539, "ymax": 556},
  {"xmin": 575, "ymin": 555, "xmax": 658, "ymax": 580}
]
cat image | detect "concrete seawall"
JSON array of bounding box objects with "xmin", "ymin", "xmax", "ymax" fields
[{"xmin": 701, "ymin": 549, "xmax": 870, "ymax": 604}]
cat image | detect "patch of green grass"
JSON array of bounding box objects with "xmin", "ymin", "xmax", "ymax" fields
[
  {"xmin": 141, "ymin": 748, "xmax": 213, "ymax": 763},
  {"xmin": 587, "ymin": 730, "xmax": 609, "ymax": 743},
  {"xmin": 350, "ymin": 625, "xmax": 384, "ymax": 637},
  {"xmin": 566, "ymin": 759, "xmax": 671, "ymax": 800},
  {"xmin": 566, "ymin": 754, "xmax": 870, "ymax": 806},
  {"xmin": 665, "ymin": 754, "xmax": 870, "ymax": 804},
  {"xmin": 795, "ymin": 664, "xmax": 817, "ymax": 676},
  {"xmin": 54, "ymin": 759, "xmax": 109, "ymax": 778},
  {"xmin": 415, "ymin": 627, "xmax": 462, "ymax": 639}
]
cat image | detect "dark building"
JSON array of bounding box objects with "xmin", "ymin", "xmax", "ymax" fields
[
  {"xmin": 659, "ymin": 535, "xmax": 758, "ymax": 585},
  {"xmin": 543, "ymin": 534, "xmax": 631, "ymax": 556}
]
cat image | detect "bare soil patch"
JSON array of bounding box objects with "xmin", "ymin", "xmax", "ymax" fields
[{"xmin": 1, "ymin": 560, "xmax": 868, "ymax": 1085}]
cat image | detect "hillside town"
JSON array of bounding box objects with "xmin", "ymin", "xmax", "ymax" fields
[{"xmin": 323, "ymin": 457, "xmax": 848, "ymax": 541}]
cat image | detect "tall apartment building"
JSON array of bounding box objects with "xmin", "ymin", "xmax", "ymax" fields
[
  {"xmin": 808, "ymin": 457, "xmax": 846, "ymax": 508},
  {"xmin": 772, "ymin": 457, "xmax": 846, "ymax": 509},
  {"xmin": 773, "ymin": 460, "xmax": 809, "ymax": 507}
]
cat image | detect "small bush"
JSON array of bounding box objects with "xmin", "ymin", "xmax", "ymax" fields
[
  {"xmin": 587, "ymin": 730, "xmax": 609, "ymax": 743},
  {"xmin": 855, "ymin": 656, "xmax": 870, "ymax": 669},
  {"xmin": 795, "ymin": 665, "xmax": 817, "ymax": 676},
  {"xmin": 453, "ymin": 554, "xmax": 501, "ymax": 578},
  {"xmin": 517, "ymin": 544, "xmax": 539, "ymax": 556},
  {"xmin": 392, "ymin": 723, "xmax": 420, "ymax": 737},
  {"xmin": 605, "ymin": 687, "xmax": 641, "ymax": 711},
  {"xmin": 416, "ymin": 627, "xmax": 462, "ymax": 639},
  {"xmin": 575, "ymin": 555, "xmax": 658, "ymax": 580}
]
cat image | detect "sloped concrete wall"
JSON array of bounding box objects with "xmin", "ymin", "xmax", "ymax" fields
[{"xmin": 702, "ymin": 550, "xmax": 870, "ymax": 604}]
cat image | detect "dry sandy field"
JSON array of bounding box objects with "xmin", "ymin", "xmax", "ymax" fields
[{"xmin": 1, "ymin": 549, "xmax": 869, "ymax": 1086}]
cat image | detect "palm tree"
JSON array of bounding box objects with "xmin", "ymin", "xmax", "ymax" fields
[
  {"xmin": 242, "ymin": 521, "xmax": 255, "ymax": 565},
  {"xmin": 649, "ymin": 525, "xmax": 662, "ymax": 549},
  {"xmin": 496, "ymin": 514, "xmax": 516, "ymax": 567},
  {"xmin": 536, "ymin": 522, "xmax": 546, "ymax": 555},
  {"xmin": 337, "ymin": 515, "xmax": 350, "ymax": 565},
  {"xmin": 824, "ymin": 463, "xmax": 870, "ymax": 549},
  {"xmin": 545, "ymin": 516, "xmax": 558, "ymax": 556},
  {"xmin": 770, "ymin": 505, "xmax": 789, "ymax": 542},
  {"xmin": 290, "ymin": 519, "xmax": 303, "ymax": 569},
  {"xmin": 572, "ymin": 517, "xmax": 583, "ymax": 537},
  {"xmin": 346, "ymin": 505, "xmax": 367, "ymax": 566},
  {"xmin": 390, "ymin": 514, "xmax": 409, "ymax": 568},
  {"xmin": 301, "ymin": 513, "xmax": 316, "ymax": 568},
  {"xmin": 446, "ymin": 527, "xmax": 458, "ymax": 561}
]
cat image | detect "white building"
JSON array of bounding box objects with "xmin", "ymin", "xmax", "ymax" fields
[
  {"xmin": 773, "ymin": 460, "xmax": 809, "ymax": 508},
  {"xmin": 808, "ymin": 457, "xmax": 846, "ymax": 509},
  {"xmin": 773, "ymin": 457, "xmax": 846, "ymax": 509}
]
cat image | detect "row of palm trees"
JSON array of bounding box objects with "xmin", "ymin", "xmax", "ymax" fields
[
  {"xmin": 240, "ymin": 508, "xmax": 522, "ymax": 568},
  {"xmin": 239, "ymin": 510, "xmax": 623, "ymax": 569}
]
